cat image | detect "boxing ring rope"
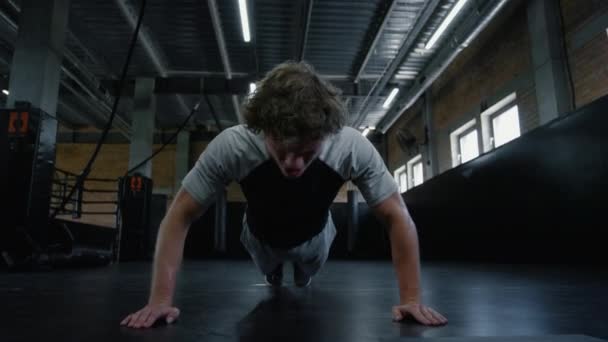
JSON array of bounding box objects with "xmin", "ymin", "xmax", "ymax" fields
[{"xmin": 50, "ymin": 168, "xmax": 120, "ymax": 227}]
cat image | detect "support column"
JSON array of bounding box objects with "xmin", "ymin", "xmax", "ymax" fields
[
  {"xmin": 4, "ymin": 0, "xmax": 68, "ymax": 252},
  {"xmin": 128, "ymin": 78, "xmax": 156, "ymax": 177},
  {"xmin": 174, "ymin": 131, "xmax": 190, "ymax": 193},
  {"xmin": 346, "ymin": 187, "xmax": 359, "ymax": 253},
  {"xmin": 214, "ymin": 189, "xmax": 227, "ymax": 253},
  {"xmin": 7, "ymin": 0, "xmax": 70, "ymax": 114},
  {"xmin": 423, "ymin": 91, "xmax": 438, "ymax": 179},
  {"xmin": 527, "ymin": 0, "xmax": 573, "ymax": 124}
]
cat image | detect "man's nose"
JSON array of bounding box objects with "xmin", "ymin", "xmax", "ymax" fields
[{"xmin": 284, "ymin": 153, "xmax": 305, "ymax": 169}]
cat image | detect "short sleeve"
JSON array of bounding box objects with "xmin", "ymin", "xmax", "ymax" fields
[
  {"xmin": 350, "ymin": 134, "xmax": 399, "ymax": 207},
  {"xmin": 181, "ymin": 129, "xmax": 238, "ymax": 207}
]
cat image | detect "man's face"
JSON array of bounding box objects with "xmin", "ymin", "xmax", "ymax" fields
[{"xmin": 265, "ymin": 135, "xmax": 325, "ymax": 179}]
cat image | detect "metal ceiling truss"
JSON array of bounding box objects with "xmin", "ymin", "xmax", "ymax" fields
[
  {"xmin": 0, "ymin": 1, "xmax": 131, "ymax": 137},
  {"xmin": 377, "ymin": 0, "xmax": 511, "ymax": 133},
  {"xmin": 208, "ymin": 0, "xmax": 243, "ymax": 125},
  {"xmin": 353, "ymin": 0, "xmax": 397, "ymax": 84},
  {"xmin": 114, "ymin": 0, "xmax": 191, "ymax": 123},
  {"xmin": 0, "ymin": 0, "xmax": 512, "ymax": 137},
  {"xmin": 351, "ymin": 0, "xmax": 443, "ymax": 128},
  {"xmin": 101, "ymin": 75, "xmax": 366, "ymax": 97},
  {"xmin": 293, "ymin": 0, "xmax": 313, "ymax": 61}
]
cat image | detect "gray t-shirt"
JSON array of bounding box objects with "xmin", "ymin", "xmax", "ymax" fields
[{"xmin": 182, "ymin": 124, "xmax": 398, "ymax": 248}]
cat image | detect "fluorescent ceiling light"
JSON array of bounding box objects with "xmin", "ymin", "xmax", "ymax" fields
[
  {"xmin": 382, "ymin": 88, "xmax": 399, "ymax": 109},
  {"xmin": 362, "ymin": 128, "xmax": 370, "ymax": 137},
  {"xmin": 249, "ymin": 82, "xmax": 256, "ymax": 94},
  {"xmin": 425, "ymin": 0, "xmax": 470, "ymax": 50},
  {"xmin": 238, "ymin": 0, "xmax": 251, "ymax": 42},
  {"xmin": 2, "ymin": 89, "xmax": 8, "ymax": 95}
]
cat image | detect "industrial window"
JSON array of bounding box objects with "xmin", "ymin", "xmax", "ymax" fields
[
  {"xmin": 492, "ymin": 106, "xmax": 521, "ymax": 147},
  {"xmin": 393, "ymin": 165, "xmax": 408, "ymax": 193},
  {"xmin": 407, "ymin": 154, "xmax": 424, "ymax": 188},
  {"xmin": 481, "ymin": 93, "xmax": 521, "ymax": 152},
  {"xmin": 459, "ymin": 129, "xmax": 479, "ymax": 163},
  {"xmin": 450, "ymin": 119, "xmax": 479, "ymax": 167}
]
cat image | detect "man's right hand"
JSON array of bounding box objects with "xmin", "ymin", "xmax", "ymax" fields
[
  {"xmin": 120, "ymin": 304, "xmax": 180, "ymax": 329},
  {"xmin": 120, "ymin": 189, "xmax": 204, "ymax": 329}
]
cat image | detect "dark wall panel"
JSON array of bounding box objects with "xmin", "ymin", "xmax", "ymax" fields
[
  {"xmin": 402, "ymin": 95, "xmax": 608, "ymax": 264},
  {"xmin": 184, "ymin": 204, "xmax": 216, "ymax": 258},
  {"xmin": 328, "ymin": 204, "xmax": 349, "ymax": 258},
  {"xmin": 224, "ymin": 202, "xmax": 249, "ymax": 258}
]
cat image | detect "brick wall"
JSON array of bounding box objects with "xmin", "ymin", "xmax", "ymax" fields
[
  {"xmin": 54, "ymin": 135, "xmax": 358, "ymax": 227},
  {"xmin": 561, "ymin": 0, "xmax": 608, "ymax": 108},
  {"xmin": 560, "ymin": 0, "xmax": 607, "ymax": 32},
  {"xmin": 434, "ymin": 2, "xmax": 537, "ymax": 173},
  {"xmin": 55, "ymin": 143, "xmax": 178, "ymax": 227},
  {"xmin": 568, "ymin": 34, "xmax": 608, "ymax": 108},
  {"xmin": 387, "ymin": 0, "xmax": 537, "ymax": 176},
  {"xmin": 387, "ymin": 97, "xmax": 425, "ymax": 174},
  {"xmin": 386, "ymin": 0, "xmax": 608, "ymax": 181},
  {"xmin": 54, "ymin": 144, "xmax": 122, "ymax": 228}
]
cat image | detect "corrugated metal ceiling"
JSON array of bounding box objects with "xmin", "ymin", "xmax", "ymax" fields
[{"xmin": 0, "ymin": 0, "xmax": 492, "ymax": 133}]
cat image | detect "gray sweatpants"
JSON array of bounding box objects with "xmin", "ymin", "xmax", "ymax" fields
[{"xmin": 240, "ymin": 213, "xmax": 337, "ymax": 277}]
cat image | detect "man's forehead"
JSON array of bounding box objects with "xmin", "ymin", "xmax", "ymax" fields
[{"xmin": 274, "ymin": 136, "xmax": 325, "ymax": 150}]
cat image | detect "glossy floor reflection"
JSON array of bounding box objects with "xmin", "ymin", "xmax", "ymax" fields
[{"xmin": 2, "ymin": 261, "xmax": 607, "ymax": 342}]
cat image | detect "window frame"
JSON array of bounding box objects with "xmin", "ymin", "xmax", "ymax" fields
[
  {"xmin": 393, "ymin": 165, "xmax": 408, "ymax": 193},
  {"xmin": 450, "ymin": 118, "xmax": 479, "ymax": 167},
  {"xmin": 481, "ymin": 92, "xmax": 521, "ymax": 152},
  {"xmin": 406, "ymin": 154, "xmax": 424, "ymax": 189},
  {"xmin": 458, "ymin": 126, "xmax": 480, "ymax": 164},
  {"xmin": 490, "ymin": 105, "xmax": 521, "ymax": 149}
]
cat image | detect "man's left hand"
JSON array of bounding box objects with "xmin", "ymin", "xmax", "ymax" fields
[{"xmin": 392, "ymin": 303, "xmax": 448, "ymax": 326}]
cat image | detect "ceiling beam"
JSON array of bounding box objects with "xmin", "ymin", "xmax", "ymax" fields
[
  {"xmin": 353, "ymin": 0, "xmax": 397, "ymax": 84},
  {"xmin": 101, "ymin": 76, "xmax": 363, "ymax": 96},
  {"xmin": 0, "ymin": 3, "xmax": 131, "ymax": 137},
  {"xmin": 377, "ymin": 0, "xmax": 511, "ymax": 133},
  {"xmin": 249, "ymin": 0, "xmax": 260, "ymax": 76},
  {"xmin": 56, "ymin": 98, "xmax": 99, "ymax": 128},
  {"xmin": 351, "ymin": 0, "xmax": 443, "ymax": 128},
  {"xmin": 56, "ymin": 130, "xmax": 220, "ymax": 144},
  {"xmin": 114, "ymin": 0, "xmax": 166, "ymax": 76},
  {"xmin": 66, "ymin": 31, "xmax": 116, "ymax": 78},
  {"xmin": 292, "ymin": 0, "xmax": 313, "ymax": 61},
  {"xmin": 166, "ymin": 69, "xmax": 249, "ymax": 77},
  {"xmin": 114, "ymin": 0, "xmax": 191, "ymax": 118},
  {"xmin": 164, "ymin": 71, "xmax": 373, "ymax": 80},
  {"xmin": 208, "ymin": 0, "xmax": 243, "ymax": 125},
  {"xmin": 59, "ymin": 81, "xmax": 126, "ymax": 130}
]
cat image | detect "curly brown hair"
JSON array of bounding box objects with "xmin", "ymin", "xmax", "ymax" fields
[{"xmin": 243, "ymin": 61, "xmax": 346, "ymax": 142}]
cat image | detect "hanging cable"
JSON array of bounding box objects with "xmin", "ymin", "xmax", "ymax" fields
[
  {"xmin": 50, "ymin": 0, "xmax": 148, "ymax": 219},
  {"xmin": 125, "ymin": 96, "xmax": 204, "ymax": 176},
  {"xmin": 557, "ymin": 1, "xmax": 576, "ymax": 111},
  {"xmin": 125, "ymin": 92, "xmax": 230, "ymax": 176}
]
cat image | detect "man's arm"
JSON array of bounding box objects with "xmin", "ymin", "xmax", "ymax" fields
[
  {"xmin": 149, "ymin": 188, "xmax": 207, "ymax": 304},
  {"xmin": 121, "ymin": 188, "xmax": 208, "ymax": 329},
  {"xmin": 371, "ymin": 191, "xmax": 422, "ymax": 304},
  {"xmin": 371, "ymin": 191, "xmax": 447, "ymax": 326}
]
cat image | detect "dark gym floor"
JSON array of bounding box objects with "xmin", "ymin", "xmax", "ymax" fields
[{"xmin": 2, "ymin": 260, "xmax": 607, "ymax": 342}]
